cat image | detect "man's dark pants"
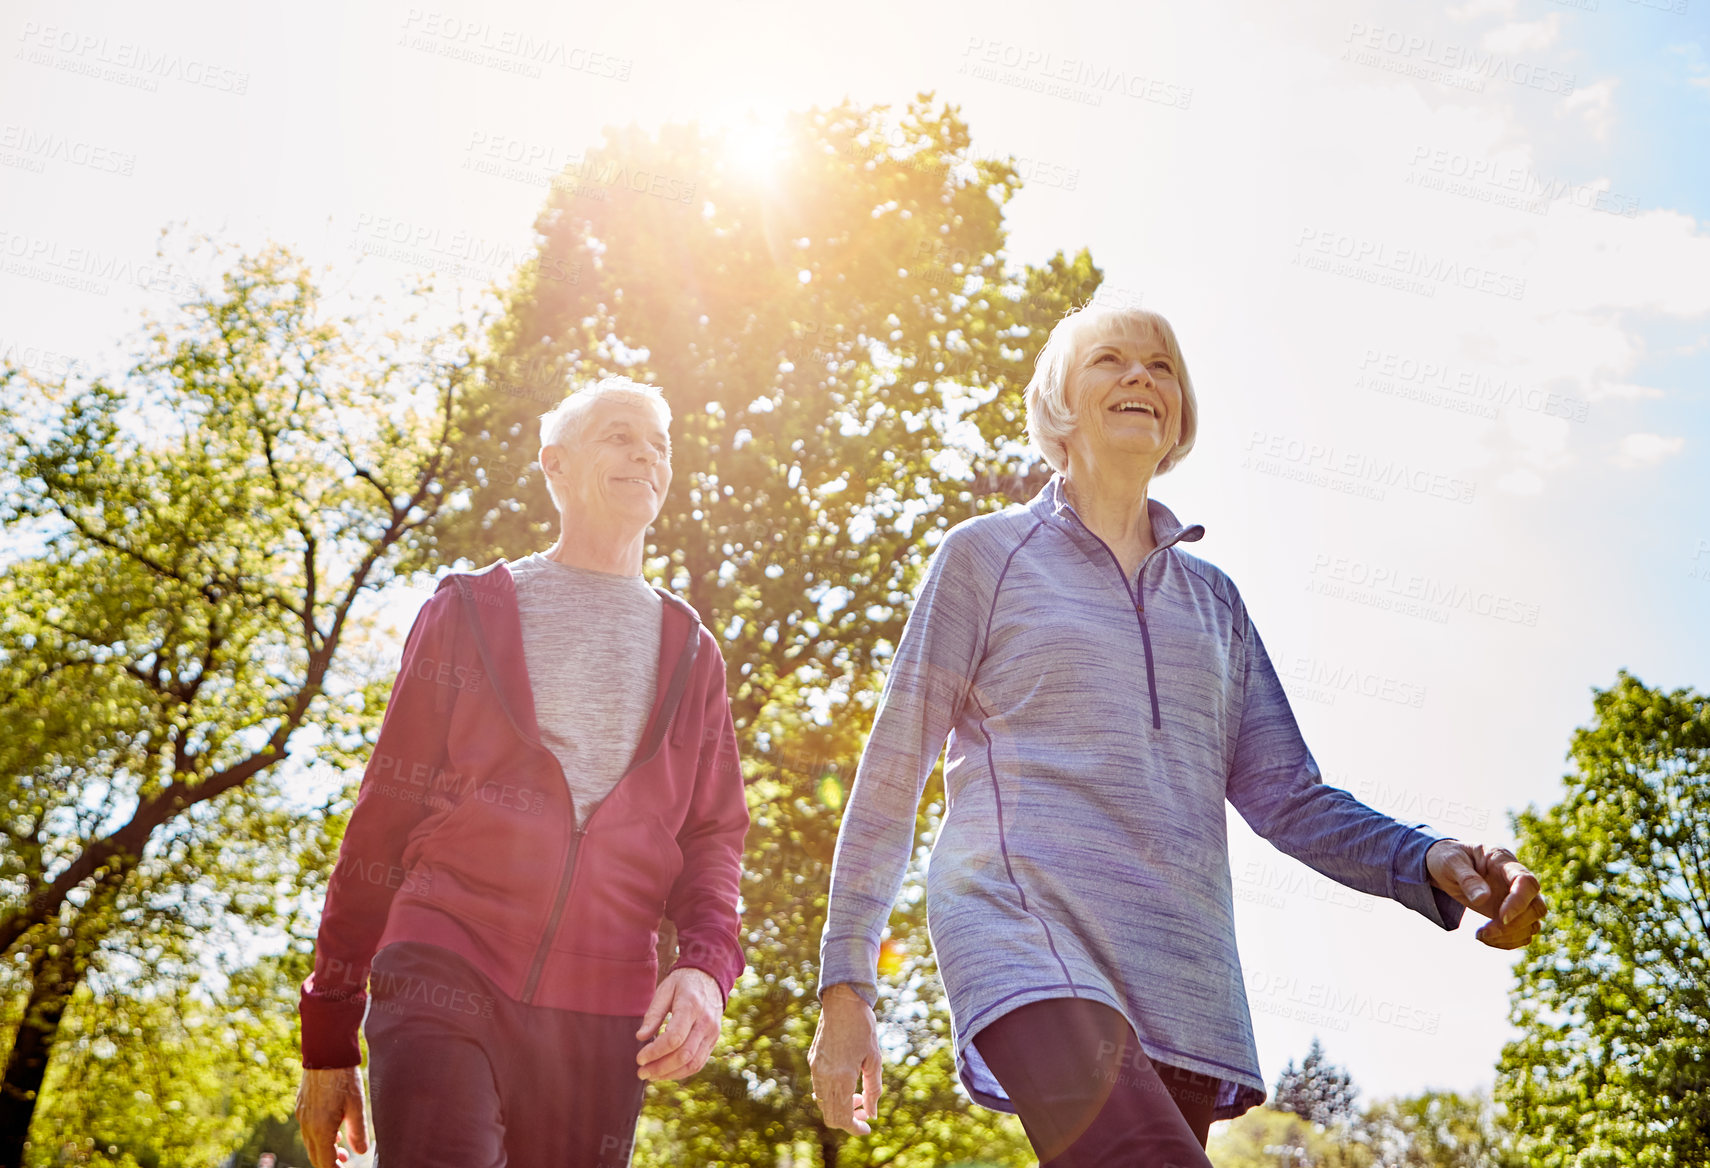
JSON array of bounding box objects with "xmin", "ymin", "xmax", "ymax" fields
[{"xmin": 364, "ymin": 942, "xmax": 647, "ymax": 1168}]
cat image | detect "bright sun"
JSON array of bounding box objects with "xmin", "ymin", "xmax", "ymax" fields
[{"xmin": 720, "ymin": 113, "xmax": 788, "ymax": 187}]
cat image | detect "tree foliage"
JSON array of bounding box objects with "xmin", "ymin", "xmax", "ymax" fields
[
  {"xmin": 0, "ymin": 240, "xmax": 480, "ymax": 1164},
  {"xmin": 460, "ymin": 96, "xmax": 1098, "ymax": 1166},
  {"xmin": 1497, "ymin": 671, "xmax": 1710, "ymax": 1168},
  {"xmin": 1274, "ymin": 1038, "xmax": 1358, "ymax": 1129}
]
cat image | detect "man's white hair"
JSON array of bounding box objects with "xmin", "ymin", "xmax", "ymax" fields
[
  {"xmin": 1023, "ymin": 305, "xmax": 1199, "ymax": 477},
  {"xmin": 537, "ymin": 376, "xmax": 673, "ymax": 508}
]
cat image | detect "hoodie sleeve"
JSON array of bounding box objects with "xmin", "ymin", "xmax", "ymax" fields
[
  {"xmin": 1224, "ymin": 599, "xmax": 1465, "ymax": 931},
  {"xmin": 299, "ymin": 586, "xmax": 462, "ymax": 1067},
  {"xmin": 663, "ymin": 635, "xmax": 751, "ymax": 1003}
]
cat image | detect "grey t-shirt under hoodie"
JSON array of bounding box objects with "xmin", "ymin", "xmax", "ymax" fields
[{"xmin": 509, "ymin": 553, "xmax": 661, "ymax": 830}]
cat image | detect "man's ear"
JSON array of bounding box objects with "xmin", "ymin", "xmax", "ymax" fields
[{"xmin": 539, "ymin": 444, "xmax": 564, "ymax": 483}]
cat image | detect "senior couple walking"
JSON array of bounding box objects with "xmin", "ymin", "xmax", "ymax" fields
[{"xmin": 295, "ymin": 303, "xmax": 1548, "ymax": 1168}]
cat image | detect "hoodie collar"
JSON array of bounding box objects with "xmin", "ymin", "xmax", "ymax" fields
[
  {"xmin": 438, "ymin": 560, "xmax": 699, "ymax": 757},
  {"xmin": 1029, "ymin": 473, "xmax": 1206, "ymax": 558}
]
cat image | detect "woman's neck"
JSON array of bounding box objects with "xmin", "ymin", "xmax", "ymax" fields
[{"xmin": 1062, "ymin": 459, "xmax": 1158, "ymax": 579}]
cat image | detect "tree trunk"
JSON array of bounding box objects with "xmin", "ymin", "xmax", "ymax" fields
[
  {"xmin": 0, "ymin": 872, "xmax": 125, "ymax": 1168},
  {"xmin": 819, "ymin": 1130, "xmax": 838, "ymax": 1168}
]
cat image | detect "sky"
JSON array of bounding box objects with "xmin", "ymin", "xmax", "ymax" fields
[{"xmin": 2, "ymin": 0, "xmax": 1707, "ymax": 1115}]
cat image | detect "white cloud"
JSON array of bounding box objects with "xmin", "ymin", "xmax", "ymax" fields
[
  {"xmin": 1589, "ymin": 381, "xmax": 1667, "ymax": 401},
  {"xmin": 1496, "ymin": 468, "xmax": 1545, "ymax": 495},
  {"xmin": 1563, "ymin": 79, "xmax": 1618, "ymax": 143},
  {"xmin": 1447, "ymin": 0, "xmax": 1519, "ymax": 20},
  {"xmin": 1613, "ymin": 432, "xmax": 1686, "ymax": 467},
  {"xmin": 1481, "ymin": 16, "xmax": 1562, "ymax": 55}
]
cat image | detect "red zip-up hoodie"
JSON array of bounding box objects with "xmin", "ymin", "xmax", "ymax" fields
[{"xmin": 298, "ymin": 561, "xmax": 749, "ymax": 1067}]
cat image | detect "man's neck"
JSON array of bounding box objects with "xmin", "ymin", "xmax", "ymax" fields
[{"xmin": 544, "ymin": 525, "xmax": 647, "ymax": 576}]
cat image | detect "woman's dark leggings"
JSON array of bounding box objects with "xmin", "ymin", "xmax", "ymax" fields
[{"xmin": 972, "ymin": 998, "xmax": 1219, "ymax": 1167}]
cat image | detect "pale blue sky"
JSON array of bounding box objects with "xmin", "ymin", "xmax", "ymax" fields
[{"xmin": 2, "ymin": 0, "xmax": 1706, "ymax": 1112}]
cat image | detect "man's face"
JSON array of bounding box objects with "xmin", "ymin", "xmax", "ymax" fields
[{"xmin": 543, "ymin": 399, "xmax": 673, "ymax": 528}]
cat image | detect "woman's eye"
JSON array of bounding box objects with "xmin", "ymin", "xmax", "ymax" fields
[{"xmin": 1095, "ymin": 353, "xmax": 1117, "ymax": 363}]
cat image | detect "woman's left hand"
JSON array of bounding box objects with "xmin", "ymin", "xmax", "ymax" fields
[{"xmin": 1425, "ymin": 839, "xmax": 1548, "ymax": 949}]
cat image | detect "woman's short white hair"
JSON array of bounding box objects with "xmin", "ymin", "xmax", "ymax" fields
[
  {"xmin": 1024, "ymin": 305, "xmax": 1199, "ymax": 476},
  {"xmin": 537, "ymin": 376, "xmax": 673, "ymax": 507}
]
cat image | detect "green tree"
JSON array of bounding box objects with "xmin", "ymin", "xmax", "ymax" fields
[
  {"xmin": 1273, "ymin": 1038, "xmax": 1357, "ymax": 1128},
  {"xmin": 1497, "ymin": 672, "xmax": 1710, "ymax": 1167},
  {"xmin": 1356, "ymin": 1089, "xmax": 1520, "ymax": 1168},
  {"xmin": 0, "ymin": 240, "xmax": 480, "ymax": 1165},
  {"xmin": 461, "ymin": 96, "xmax": 1097, "ymax": 1165},
  {"xmin": 1208, "ymin": 1106, "xmax": 1371, "ymax": 1168}
]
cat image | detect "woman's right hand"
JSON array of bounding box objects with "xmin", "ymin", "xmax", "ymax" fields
[
  {"xmin": 295, "ymin": 1065, "xmax": 369, "ymax": 1168},
  {"xmin": 808, "ymin": 983, "xmax": 883, "ymax": 1135}
]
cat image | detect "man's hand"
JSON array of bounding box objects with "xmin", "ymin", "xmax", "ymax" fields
[
  {"xmin": 808, "ymin": 983, "xmax": 883, "ymax": 1135},
  {"xmin": 637, "ymin": 967, "xmax": 723, "ymax": 1082},
  {"xmin": 295, "ymin": 1066, "xmax": 369, "ymax": 1168},
  {"xmin": 1426, "ymin": 839, "xmax": 1549, "ymax": 949}
]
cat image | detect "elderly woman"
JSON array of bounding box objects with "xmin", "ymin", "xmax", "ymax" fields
[
  {"xmin": 810, "ymin": 307, "xmax": 1546, "ymax": 1166},
  {"xmin": 295, "ymin": 377, "xmax": 749, "ymax": 1168}
]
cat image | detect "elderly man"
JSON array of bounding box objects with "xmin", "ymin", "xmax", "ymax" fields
[{"xmin": 295, "ymin": 377, "xmax": 748, "ymax": 1168}]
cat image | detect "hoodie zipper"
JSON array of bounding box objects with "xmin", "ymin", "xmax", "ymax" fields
[{"xmin": 452, "ymin": 576, "xmax": 699, "ymax": 1005}]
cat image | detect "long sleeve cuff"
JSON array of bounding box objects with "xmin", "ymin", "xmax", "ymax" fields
[
  {"xmin": 299, "ymin": 975, "xmax": 368, "ymax": 1068},
  {"xmin": 669, "ymin": 930, "xmax": 744, "ymax": 1007},
  {"xmin": 1390, "ymin": 824, "xmax": 1467, "ymax": 931},
  {"xmin": 818, "ymin": 932, "xmax": 880, "ymax": 1007}
]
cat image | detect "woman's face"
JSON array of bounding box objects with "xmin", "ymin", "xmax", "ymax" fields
[{"xmin": 1061, "ymin": 321, "xmax": 1184, "ymax": 476}]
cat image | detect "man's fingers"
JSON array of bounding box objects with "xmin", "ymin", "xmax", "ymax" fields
[
  {"xmin": 345, "ymin": 1088, "xmax": 370, "ymax": 1154},
  {"xmin": 636, "ymin": 983, "xmax": 674, "ymax": 1042},
  {"xmin": 639, "ymin": 1010, "xmax": 691, "ymax": 1064},
  {"xmin": 645, "ymin": 1021, "xmax": 718, "ymax": 1081},
  {"xmin": 814, "ymin": 1070, "xmax": 856, "ymax": 1131}
]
